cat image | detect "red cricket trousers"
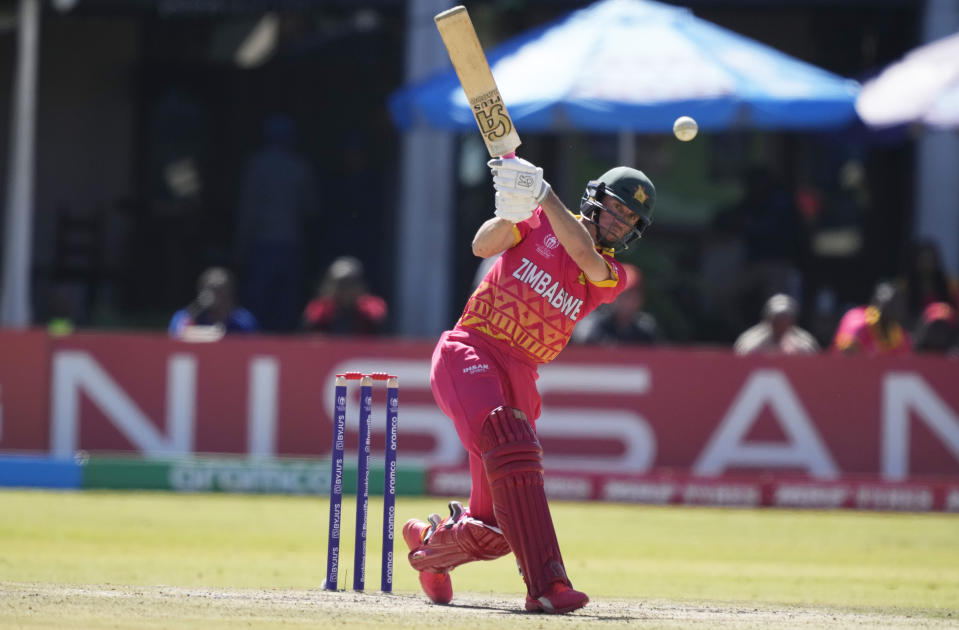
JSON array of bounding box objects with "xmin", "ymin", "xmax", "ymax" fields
[{"xmin": 429, "ymin": 328, "xmax": 541, "ymax": 525}]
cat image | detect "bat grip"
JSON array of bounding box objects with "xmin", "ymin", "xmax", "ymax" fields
[{"xmin": 502, "ymin": 151, "xmax": 516, "ymax": 158}]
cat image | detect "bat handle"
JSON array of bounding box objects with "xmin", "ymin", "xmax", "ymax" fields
[{"xmin": 502, "ymin": 151, "xmax": 516, "ymax": 158}]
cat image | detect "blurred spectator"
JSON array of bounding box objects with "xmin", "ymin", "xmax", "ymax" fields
[
  {"xmin": 45, "ymin": 286, "xmax": 77, "ymax": 336},
  {"xmin": 169, "ymin": 267, "xmax": 258, "ymax": 341},
  {"xmin": 913, "ymin": 302, "xmax": 959, "ymax": 355},
  {"xmin": 573, "ymin": 263, "xmax": 661, "ymax": 345},
  {"xmin": 303, "ymin": 256, "xmax": 387, "ymax": 336},
  {"xmin": 899, "ymin": 239, "xmax": 959, "ymax": 328},
  {"xmin": 235, "ymin": 114, "xmax": 319, "ymax": 333},
  {"xmin": 734, "ymin": 293, "xmax": 820, "ymax": 355},
  {"xmin": 832, "ymin": 281, "xmax": 911, "ymax": 356}
]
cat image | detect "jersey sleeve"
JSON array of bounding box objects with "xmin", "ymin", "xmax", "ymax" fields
[
  {"xmin": 232, "ymin": 308, "xmax": 259, "ymax": 333},
  {"xmin": 169, "ymin": 309, "xmax": 190, "ymax": 337},
  {"xmin": 511, "ymin": 206, "xmax": 543, "ymax": 245},
  {"xmin": 588, "ymin": 256, "xmax": 628, "ymax": 305},
  {"xmin": 832, "ymin": 308, "xmax": 864, "ymax": 352}
]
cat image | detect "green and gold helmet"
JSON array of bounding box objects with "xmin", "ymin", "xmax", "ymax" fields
[{"xmin": 579, "ymin": 166, "xmax": 655, "ymax": 251}]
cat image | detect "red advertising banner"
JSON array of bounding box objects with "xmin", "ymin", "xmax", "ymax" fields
[
  {"xmin": 2, "ymin": 331, "xmax": 958, "ymax": 483},
  {"xmin": 0, "ymin": 329, "xmax": 50, "ymax": 451},
  {"xmin": 43, "ymin": 332, "xmax": 440, "ymax": 462}
]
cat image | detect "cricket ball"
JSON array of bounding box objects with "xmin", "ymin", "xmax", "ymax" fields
[{"xmin": 673, "ymin": 116, "xmax": 698, "ymax": 142}]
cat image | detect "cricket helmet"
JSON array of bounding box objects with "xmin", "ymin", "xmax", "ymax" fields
[{"xmin": 579, "ymin": 166, "xmax": 655, "ymax": 251}]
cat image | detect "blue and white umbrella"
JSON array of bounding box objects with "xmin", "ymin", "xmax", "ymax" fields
[
  {"xmin": 390, "ymin": 0, "xmax": 861, "ymax": 134},
  {"xmin": 856, "ymin": 31, "xmax": 959, "ymax": 130}
]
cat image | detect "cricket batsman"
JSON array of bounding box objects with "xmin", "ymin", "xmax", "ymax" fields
[{"xmin": 403, "ymin": 155, "xmax": 656, "ymax": 614}]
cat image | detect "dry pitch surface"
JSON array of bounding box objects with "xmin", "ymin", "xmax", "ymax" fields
[{"xmin": 3, "ymin": 582, "xmax": 956, "ymax": 630}]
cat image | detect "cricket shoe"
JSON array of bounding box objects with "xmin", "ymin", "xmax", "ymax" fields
[
  {"xmin": 525, "ymin": 582, "xmax": 589, "ymax": 614},
  {"xmin": 403, "ymin": 515, "xmax": 453, "ymax": 605}
]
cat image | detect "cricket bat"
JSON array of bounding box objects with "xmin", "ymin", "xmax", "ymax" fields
[{"xmin": 434, "ymin": 5, "xmax": 521, "ymax": 158}]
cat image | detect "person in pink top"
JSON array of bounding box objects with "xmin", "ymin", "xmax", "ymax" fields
[
  {"xmin": 832, "ymin": 281, "xmax": 912, "ymax": 355},
  {"xmin": 402, "ymin": 156, "xmax": 655, "ymax": 614}
]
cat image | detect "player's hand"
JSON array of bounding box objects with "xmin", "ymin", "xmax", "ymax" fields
[
  {"xmin": 493, "ymin": 190, "xmax": 536, "ymax": 223},
  {"xmin": 488, "ymin": 156, "xmax": 551, "ymax": 204}
]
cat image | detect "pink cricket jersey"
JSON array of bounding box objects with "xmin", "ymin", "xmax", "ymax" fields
[
  {"xmin": 455, "ymin": 207, "xmax": 627, "ymax": 364},
  {"xmin": 832, "ymin": 305, "xmax": 912, "ymax": 355}
]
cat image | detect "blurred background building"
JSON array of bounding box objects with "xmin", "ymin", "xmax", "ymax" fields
[{"xmin": 0, "ymin": 0, "xmax": 955, "ymax": 345}]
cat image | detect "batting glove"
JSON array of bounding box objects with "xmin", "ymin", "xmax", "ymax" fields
[
  {"xmin": 493, "ymin": 190, "xmax": 536, "ymax": 223},
  {"xmin": 488, "ymin": 157, "xmax": 551, "ymax": 205}
]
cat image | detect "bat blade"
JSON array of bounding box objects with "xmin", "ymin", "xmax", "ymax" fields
[{"xmin": 434, "ymin": 5, "xmax": 521, "ymax": 158}]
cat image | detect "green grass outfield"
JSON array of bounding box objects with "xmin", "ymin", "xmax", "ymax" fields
[{"xmin": 2, "ymin": 489, "xmax": 958, "ymax": 629}]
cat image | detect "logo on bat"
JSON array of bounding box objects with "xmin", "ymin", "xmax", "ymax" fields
[{"xmin": 474, "ymin": 101, "xmax": 512, "ymax": 141}]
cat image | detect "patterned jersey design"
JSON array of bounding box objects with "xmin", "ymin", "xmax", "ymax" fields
[{"xmin": 457, "ymin": 208, "xmax": 625, "ymax": 364}]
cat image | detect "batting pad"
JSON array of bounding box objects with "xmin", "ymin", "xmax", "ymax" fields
[{"xmin": 480, "ymin": 406, "xmax": 571, "ymax": 597}]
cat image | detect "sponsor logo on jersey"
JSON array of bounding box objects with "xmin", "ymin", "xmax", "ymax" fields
[
  {"xmin": 536, "ymin": 234, "xmax": 560, "ymax": 258},
  {"xmin": 462, "ymin": 363, "xmax": 490, "ymax": 375},
  {"xmin": 511, "ymin": 257, "xmax": 583, "ymax": 321}
]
